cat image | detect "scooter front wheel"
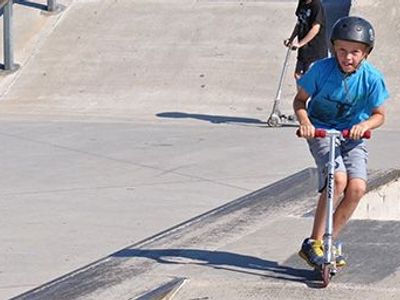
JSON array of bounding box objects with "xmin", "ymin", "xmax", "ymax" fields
[
  {"xmin": 267, "ymin": 114, "xmax": 281, "ymax": 127},
  {"xmin": 322, "ymin": 264, "xmax": 331, "ymax": 287}
]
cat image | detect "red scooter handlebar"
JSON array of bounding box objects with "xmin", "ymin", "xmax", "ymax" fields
[
  {"xmin": 341, "ymin": 129, "xmax": 371, "ymax": 139},
  {"xmin": 314, "ymin": 129, "xmax": 327, "ymax": 138},
  {"xmin": 296, "ymin": 128, "xmax": 371, "ymax": 139}
]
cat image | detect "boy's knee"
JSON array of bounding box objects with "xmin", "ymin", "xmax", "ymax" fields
[
  {"xmin": 345, "ymin": 179, "xmax": 367, "ymax": 200},
  {"xmin": 335, "ymin": 172, "xmax": 347, "ymax": 193}
]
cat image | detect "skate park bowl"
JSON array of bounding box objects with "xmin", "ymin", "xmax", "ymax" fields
[{"xmin": 1, "ymin": 0, "xmax": 400, "ymax": 299}]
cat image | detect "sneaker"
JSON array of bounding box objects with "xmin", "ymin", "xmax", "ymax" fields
[
  {"xmin": 333, "ymin": 243, "xmax": 347, "ymax": 267},
  {"xmin": 298, "ymin": 238, "xmax": 324, "ymax": 267}
]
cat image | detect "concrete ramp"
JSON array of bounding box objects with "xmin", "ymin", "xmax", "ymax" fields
[
  {"xmin": 0, "ymin": 0, "xmax": 299, "ymax": 120},
  {"xmin": 10, "ymin": 168, "xmax": 400, "ymax": 300},
  {"xmin": 0, "ymin": 0, "xmax": 398, "ymax": 127}
]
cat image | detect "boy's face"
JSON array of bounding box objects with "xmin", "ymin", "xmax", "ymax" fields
[{"xmin": 333, "ymin": 40, "xmax": 370, "ymax": 73}]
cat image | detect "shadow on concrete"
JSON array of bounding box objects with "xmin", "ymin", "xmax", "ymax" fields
[
  {"xmin": 113, "ymin": 248, "xmax": 324, "ymax": 287},
  {"xmin": 156, "ymin": 112, "xmax": 267, "ymax": 126},
  {"xmin": 14, "ymin": 0, "xmax": 47, "ymax": 11}
]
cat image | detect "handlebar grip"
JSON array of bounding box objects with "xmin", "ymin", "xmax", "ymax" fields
[
  {"xmin": 296, "ymin": 128, "xmax": 327, "ymax": 138},
  {"xmin": 342, "ymin": 129, "xmax": 371, "ymax": 139},
  {"xmin": 363, "ymin": 130, "xmax": 372, "ymax": 139},
  {"xmin": 314, "ymin": 129, "xmax": 327, "ymax": 138}
]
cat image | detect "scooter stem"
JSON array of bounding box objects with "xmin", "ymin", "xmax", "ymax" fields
[{"xmin": 324, "ymin": 133, "xmax": 337, "ymax": 264}]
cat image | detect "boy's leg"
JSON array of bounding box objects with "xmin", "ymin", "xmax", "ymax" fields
[
  {"xmin": 333, "ymin": 139, "xmax": 368, "ymax": 239},
  {"xmin": 299, "ymin": 137, "xmax": 349, "ymax": 267},
  {"xmin": 299, "ymin": 171, "xmax": 347, "ymax": 267},
  {"xmin": 333, "ymin": 178, "xmax": 367, "ymax": 239},
  {"xmin": 311, "ymin": 172, "xmax": 347, "ymax": 240}
]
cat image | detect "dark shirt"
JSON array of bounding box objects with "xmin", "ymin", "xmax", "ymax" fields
[{"xmin": 295, "ymin": 0, "xmax": 328, "ymax": 61}]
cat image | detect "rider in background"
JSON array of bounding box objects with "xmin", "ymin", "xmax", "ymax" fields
[
  {"xmin": 284, "ymin": 0, "xmax": 328, "ymax": 81},
  {"xmin": 293, "ymin": 16, "xmax": 389, "ymax": 267}
]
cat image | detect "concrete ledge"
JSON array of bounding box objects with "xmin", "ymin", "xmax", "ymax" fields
[{"xmin": 353, "ymin": 169, "xmax": 400, "ymax": 220}]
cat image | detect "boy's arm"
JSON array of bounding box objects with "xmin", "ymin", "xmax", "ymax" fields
[
  {"xmin": 293, "ymin": 88, "xmax": 315, "ymax": 138},
  {"xmin": 292, "ymin": 2, "xmax": 324, "ymax": 49},
  {"xmin": 291, "ymin": 23, "xmax": 320, "ymax": 49},
  {"xmin": 349, "ymin": 105, "xmax": 386, "ymax": 139},
  {"xmin": 284, "ymin": 24, "xmax": 299, "ymax": 47}
]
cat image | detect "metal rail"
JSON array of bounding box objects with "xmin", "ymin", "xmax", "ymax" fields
[
  {"xmin": 1, "ymin": 0, "xmax": 60, "ymax": 73},
  {"xmin": 47, "ymin": 0, "xmax": 57, "ymax": 12},
  {"xmin": 2, "ymin": 0, "xmax": 17, "ymax": 72}
]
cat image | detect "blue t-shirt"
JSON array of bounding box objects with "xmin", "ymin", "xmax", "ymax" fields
[{"xmin": 297, "ymin": 57, "xmax": 389, "ymax": 130}]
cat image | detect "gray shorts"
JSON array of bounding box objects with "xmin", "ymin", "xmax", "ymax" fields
[{"xmin": 307, "ymin": 137, "xmax": 368, "ymax": 192}]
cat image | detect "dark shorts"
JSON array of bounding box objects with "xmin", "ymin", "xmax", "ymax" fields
[
  {"xmin": 307, "ymin": 137, "xmax": 369, "ymax": 192},
  {"xmin": 295, "ymin": 59, "xmax": 315, "ymax": 76}
]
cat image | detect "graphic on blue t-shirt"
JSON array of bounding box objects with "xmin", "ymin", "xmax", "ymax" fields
[{"xmin": 309, "ymin": 96, "xmax": 352, "ymax": 125}]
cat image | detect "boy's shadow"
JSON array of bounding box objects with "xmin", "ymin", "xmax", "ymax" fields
[{"xmin": 113, "ymin": 248, "xmax": 324, "ymax": 288}]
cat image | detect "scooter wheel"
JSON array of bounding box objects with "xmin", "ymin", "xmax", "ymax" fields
[
  {"xmin": 322, "ymin": 265, "xmax": 331, "ymax": 288},
  {"xmin": 267, "ymin": 114, "xmax": 281, "ymax": 127}
]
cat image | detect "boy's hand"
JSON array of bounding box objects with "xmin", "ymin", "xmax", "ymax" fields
[
  {"xmin": 283, "ymin": 39, "xmax": 291, "ymax": 47},
  {"xmin": 297, "ymin": 122, "xmax": 315, "ymax": 139},
  {"xmin": 290, "ymin": 40, "xmax": 301, "ymax": 50},
  {"xmin": 349, "ymin": 124, "xmax": 370, "ymax": 139},
  {"xmin": 283, "ymin": 39, "xmax": 297, "ymax": 50}
]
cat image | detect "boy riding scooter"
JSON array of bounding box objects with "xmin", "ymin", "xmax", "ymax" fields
[{"xmin": 294, "ymin": 16, "xmax": 389, "ymax": 268}]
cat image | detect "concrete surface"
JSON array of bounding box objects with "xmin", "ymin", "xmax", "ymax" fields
[
  {"xmin": 9, "ymin": 169, "xmax": 400, "ymax": 300},
  {"xmin": 0, "ymin": 0, "xmax": 399, "ymax": 299}
]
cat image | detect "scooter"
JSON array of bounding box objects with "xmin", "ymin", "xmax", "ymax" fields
[
  {"xmin": 312, "ymin": 128, "xmax": 371, "ymax": 287},
  {"xmin": 267, "ymin": 46, "xmax": 298, "ymax": 127}
]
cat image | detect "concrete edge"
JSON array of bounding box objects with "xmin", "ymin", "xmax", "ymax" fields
[
  {"xmin": 367, "ymin": 168, "xmax": 400, "ymax": 192},
  {"xmin": 134, "ymin": 278, "xmax": 186, "ymax": 300}
]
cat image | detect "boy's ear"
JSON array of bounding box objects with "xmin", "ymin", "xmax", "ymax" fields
[{"xmin": 364, "ymin": 45, "xmax": 372, "ymax": 58}]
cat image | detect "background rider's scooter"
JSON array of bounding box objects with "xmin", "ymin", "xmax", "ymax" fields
[{"xmin": 267, "ymin": 46, "xmax": 298, "ymax": 127}]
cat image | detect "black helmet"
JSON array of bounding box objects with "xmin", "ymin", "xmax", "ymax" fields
[{"xmin": 330, "ymin": 16, "xmax": 375, "ymax": 52}]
